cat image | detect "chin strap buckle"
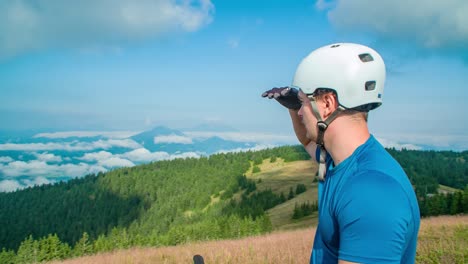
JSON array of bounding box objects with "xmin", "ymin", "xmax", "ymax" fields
[
  {"xmin": 316, "ymin": 121, "xmax": 328, "ymax": 147},
  {"xmin": 316, "ymin": 145, "xmax": 327, "ymax": 181}
]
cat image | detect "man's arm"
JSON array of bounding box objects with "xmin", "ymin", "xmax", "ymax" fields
[
  {"xmin": 336, "ymin": 171, "xmax": 414, "ymax": 263},
  {"xmin": 289, "ymin": 109, "xmax": 317, "ymax": 161},
  {"xmin": 262, "ymin": 87, "xmax": 317, "ymax": 161}
]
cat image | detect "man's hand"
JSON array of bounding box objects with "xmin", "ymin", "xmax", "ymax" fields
[{"xmin": 261, "ymin": 87, "xmax": 301, "ymax": 110}]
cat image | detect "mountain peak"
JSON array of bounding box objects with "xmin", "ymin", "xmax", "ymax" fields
[{"xmin": 186, "ymin": 123, "xmax": 238, "ymax": 132}]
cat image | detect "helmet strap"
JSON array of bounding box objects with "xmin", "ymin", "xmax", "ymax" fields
[
  {"xmin": 308, "ymin": 96, "xmax": 345, "ymax": 180},
  {"xmin": 316, "ymin": 145, "xmax": 327, "ymax": 181}
]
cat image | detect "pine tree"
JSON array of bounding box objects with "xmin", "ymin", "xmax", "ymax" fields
[
  {"xmin": 0, "ymin": 248, "xmax": 15, "ymax": 264},
  {"xmin": 16, "ymin": 235, "xmax": 38, "ymax": 264},
  {"xmin": 292, "ymin": 203, "xmax": 302, "ymax": 219},
  {"xmin": 288, "ymin": 187, "xmax": 295, "ymax": 200},
  {"xmin": 463, "ymin": 186, "xmax": 468, "ymax": 213},
  {"xmin": 38, "ymin": 234, "xmax": 70, "ymax": 261},
  {"xmin": 295, "ymin": 184, "xmax": 307, "ymax": 195},
  {"xmin": 74, "ymin": 232, "xmax": 92, "ymax": 257},
  {"xmin": 252, "ymin": 166, "xmax": 261, "ymax": 174},
  {"xmin": 279, "ymin": 192, "xmax": 286, "ymax": 203}
]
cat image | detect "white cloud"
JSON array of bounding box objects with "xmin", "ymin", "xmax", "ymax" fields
[
  {"xmin": 22, "ymin": 176, "xmax": 52, "ymax": 187},
  {"xmin": 376, "ymin": 134, "xmax": 468, "ymax": 151},
  {"xmin": 91, "ymin": 139, "xmax": 142, "ymax": 149},
  {"xmin": 0, "ymin": 156, "xmax": 13, "ymax": 163},
  {"xmin": 120, "ymin": 148, "xmax": 169, "ymax": 163},
  {"xmin": 320, "ymin": 0, "xmax": 468, "ymax": 49},
  {"xmin": 375, "ymin": 138, "xmax": 422, "ymax": 151},
  {"xmin": 1, "ymin": 160, "xmax": 50, "ymax": 177},
  {"xmin": 0, "ymin": 177, "xmax": 57, "ymax": 192},
  {"xmin": 33, "ymin": 152, "xmax": 62, "ymax": 163},
  {"xmin": 61, "ymin": 163, "xmax": 108, "ymax": 177},
  {"xmin": 79, "ymin": 151, "xmax": 114, "ymax": 162},
  {"xmin": 0, "ymin": 179, "xmax": 23, "ymax": 192},
  {"xmin": 0, "ymin": 160, "xmax": 107, "ymax": 178},
  {"xmin": 171, "ymin": 152, "xmax": 201, "ymax": 160},
  {"xmin": 0, "ymin": 0, "xmax": 214, "ymax": 58},
  {"xmin": 0, "ymin": 139, "xmax": 141, "ymax": 151},
  {"xmin": 79, "ymin": 151, "xmax": 134, "ymax": 168},
  {"xmin": 154, "ymin": 134, "xmax": 193, "ymax": 144},
  {"xmin": 0, "ymin": 177, "xmax": 56, "ymax": 192},
  {"xmin": 0, "ymin": 142, "xmax": 75, "ymax": 151},
  {"xmin": 120, "ymin": 148, "xmax": 201, "ymax": 163},
  {"xmin": 184, "ymin": 131, "xmax": 297, "ymax": 144},
  {"xmin": 99, "ymin": 157, "xmax": 135, "ymax": 168},
  {"xmin": 34, "ymin": 131, "xmax": 140, "ymax": 139}
]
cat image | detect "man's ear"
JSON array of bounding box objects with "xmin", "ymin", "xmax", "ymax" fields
[{"xmin": 321, "ymin": 93, "xmax": 339, "ymax": 118}]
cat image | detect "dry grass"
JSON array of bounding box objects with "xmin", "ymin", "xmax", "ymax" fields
[
  {"xmin": 267, "ymin": 189, "xmax": 318, "ymax": 230},
  {"xmin": 50, "ymin": 158, "xmax": 467, "ymax": 264},
  {"xmin": 50, "ymin": 228, "xmax": 315, "ymax": 264},
  {"xmin": 437, "ymin": 184, "xmax": 461, "ymax": 194},
  {"xmin": 247, "ymin": 159, "xmax": 317, "ymax": 195},
  {"xmin": 416, "ymin": 215, "xmax": 468, "ymax": 264},
  {"xmin": 51, "ymin": 215, "xmax": 467, "ymax": 264},
  {"xmin": 246, "ymin": 159, "xmax": 319, "ymax": 230}
]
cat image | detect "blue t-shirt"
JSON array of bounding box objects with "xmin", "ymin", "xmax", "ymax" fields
[{"xmin": 310, "ymin": 135, "xmax": 420, "ymax": 264}]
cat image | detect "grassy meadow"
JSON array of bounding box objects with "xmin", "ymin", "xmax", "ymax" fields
[
  {"xmin": 50, "ymin": 215, "xmax": 467, "ymax": 264},
  {"xmin": 48, "ymin": 160, "xmax": 468, "ymax": 264},
  {"xmin": 247, "ymin": 158, "xmax": 319, "ymax": 230}
]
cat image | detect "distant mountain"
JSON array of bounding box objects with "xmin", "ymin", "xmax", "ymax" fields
[
  {"xmin": 185, "ymin": 123, "xmax": 239, "ymax": 132},
  {"xmin": 131, "ymin": 126, "xmax": 184, "ymax": 146},
  {"xmin": 131, "ymin": 126, "xmax": 252, "ymax": 154},
  {"xmin": 193, "ymin": 136, "xmax": 252, "ymax": 154}
]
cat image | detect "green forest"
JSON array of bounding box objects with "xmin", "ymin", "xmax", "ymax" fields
[{"xmin": 0, "ymin": 145, "xmax": 467, "ymax": 263}]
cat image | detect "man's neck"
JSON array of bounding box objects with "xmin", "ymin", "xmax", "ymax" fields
[{"xmin": 323, "ymin": 117, "xmax": 370, "ymax": 166}]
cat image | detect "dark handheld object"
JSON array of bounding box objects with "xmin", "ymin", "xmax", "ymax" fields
[
  {"xmin": 261, "ymin": 86, "xmax": 301, "ymax": 110},
  {"xmin": 193, "ymin": 254, "xmax": 205, "ymax": 264}
]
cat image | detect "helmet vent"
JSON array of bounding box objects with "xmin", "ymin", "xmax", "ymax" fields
[
  {"xmin": 359, "ymin": 53, "xmax": 374, "ymax": 62},
  {"xmin": 365, "ymin": 81, "xmax": 376, "ymax": 91},
  {"xmin": 330, "ymin": 44, "xmax": 340, "ymax": 48}
]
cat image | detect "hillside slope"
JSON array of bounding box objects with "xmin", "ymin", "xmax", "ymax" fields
[
  {"xmin": 0, "ymin": 146, "xmax": 310, "ymax": 253},
  {"xmin": 245, "ymin": 158, "xmax": 319, "ymax": 230}
]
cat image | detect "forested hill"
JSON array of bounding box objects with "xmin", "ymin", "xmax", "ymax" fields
[
  {"xmin": 0, "ymin": 145, "xmax": 467, "ymax": 263},
  {"xmin": 387, "ymin": 148, "xmax": 468, "ymax": 193},
  {"xmin": 0, "ymin": 146, "xmax": 309, "ymax": 254}
]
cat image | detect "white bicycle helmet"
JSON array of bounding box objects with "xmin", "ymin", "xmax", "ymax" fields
[
  {"xmin": 292, "ymin": 43, "xmax": 386, "ymax": 111},
  {"xmin": 291, "ymin": 43, "xmax": 386, "ymax": 181}
]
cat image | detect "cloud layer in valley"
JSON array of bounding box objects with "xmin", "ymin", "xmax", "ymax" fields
[{"xmin": 1, "ymin": 129, "xmax": 466, "ymax": 193}]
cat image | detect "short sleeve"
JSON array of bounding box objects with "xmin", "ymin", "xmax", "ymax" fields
[{"xmin": 335, "ymin": 171, "xmax": 412, "ymax": 263}]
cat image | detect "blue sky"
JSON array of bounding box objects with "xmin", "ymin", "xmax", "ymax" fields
[{"xmin": 1, "ymin": 0, "xmax": 467, "ymax": 149}]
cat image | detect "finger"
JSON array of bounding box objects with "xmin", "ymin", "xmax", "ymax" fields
[
  {"xmin": 261, "ymin": 92, "xmax": 268, "ymax": 97},
  {"xmin": 280, "ymin": 88, "xmax": 290, "ymax": 96},
  {"xmin": 273, "ymin": 92, "xmax": 281, "ymax": 99},
  {"xmin": 267, "ymin": 93, "xmax": 275, "ymax": 99}
]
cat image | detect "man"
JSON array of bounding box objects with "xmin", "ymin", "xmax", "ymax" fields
[{"xmin": 262, "ymin": 43, "xmax": 420, "ymax": 263}]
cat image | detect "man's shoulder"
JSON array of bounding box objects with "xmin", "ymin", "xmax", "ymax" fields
[{"xmin": 356, "ymin": 137, "xmax": 406, "ymax": 176}]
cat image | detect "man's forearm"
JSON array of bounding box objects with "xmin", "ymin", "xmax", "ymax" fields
[
  {"xmin": 289, "ymin": 109, "xmax": 317, "ymax": 160},
  {"xmin": 289, "ymin": 109, "xmax": 309, "ymax": 146}
]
